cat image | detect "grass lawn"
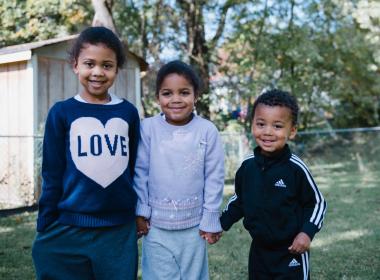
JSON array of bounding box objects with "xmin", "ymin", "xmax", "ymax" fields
[{"xmin": 1, "ymin": 164, "xmax": 379, "ymax": 279}]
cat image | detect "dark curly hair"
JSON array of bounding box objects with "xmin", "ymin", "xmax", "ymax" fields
[
  {"xmin": 155, "ymin": 60, "xmax": 202, "ymax": 98},
  {"xmin": 252, "ymin": 89, "xmax": 299, "ymax": 125},
  {"xmin": 69, "ymin": 26, "xmax": 125, "ymax": 68}
]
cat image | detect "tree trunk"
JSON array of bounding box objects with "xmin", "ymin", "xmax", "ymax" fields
[
  {"xmin": 91, "ymin": 0, "xmax": 117, "ymax": 34},
  {"xmin": 177, "ymin": 0, "xmax": 236, "ymax": 119}
]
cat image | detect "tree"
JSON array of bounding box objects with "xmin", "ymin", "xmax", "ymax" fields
[
  {"xmin": 91, "ymin": 0, "xmax": 117, "ymax": 33},
  {"xmin": 0, "ymin": 0, "xmax": 92, "ymax": 47},
  {"xmin": 216, "ymin": 0, "xmax": 380, "ymax": 131},
  {"xmin": 112, "ymin": 0, "xmax": 248, "ymax": 118}
]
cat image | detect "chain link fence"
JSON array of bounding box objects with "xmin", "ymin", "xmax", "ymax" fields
[
  {"xmin": 0, "ymin": 128, "xmax": 379, "ymax": 210},
  {"xmin": 221, "ymin": 127, "xmax": 380, "ymax": 182}
]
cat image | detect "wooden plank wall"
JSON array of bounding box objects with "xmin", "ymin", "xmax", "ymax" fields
[
  {"xmin": 110, "ymin": 58, "xmax": 140, "ymax": 106},
  {"xmin": 37, "ymin": 56, "xmax": 79, "ymax": 129},
  {"xmin": 0, "ymin": 61, "xmax": 34, "ymax": 208},
  {"xmin": 36, "ymin": 56, "xmax": 142, "ymax": 126}
]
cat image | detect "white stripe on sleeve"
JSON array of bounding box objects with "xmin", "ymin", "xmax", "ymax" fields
[{"xmin": 290, "ymin": 155, "xmax": 326, "ymax": 227}]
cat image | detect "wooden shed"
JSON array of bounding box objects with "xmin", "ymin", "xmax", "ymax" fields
[{"xmin": 0, "ymin": 35, "xmax": 148, "ymax": 209}]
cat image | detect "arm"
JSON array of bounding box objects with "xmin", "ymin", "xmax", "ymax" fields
[
  {"xmin": 289, "ymin": 161, "xmax": 327, "ymax": 253},
  {"xmin": 199, "ymin": 126, "xmax": 225, "ymax": 233},
  {"xmin": 220, "ymin": 165, "xmax": 245, "ymax": 231},
  {"xmin": 299, "ymin": 166, "xmax": 327, "ymax": 240},
  {"xmin": 133, "ymin": 121, "xmax": 152, "ymax": 220},
  {"xmin": 128, "ymin": 106, "xmax": 140, "ymax": 178},
  {"xmin": 36, "ymin": 104, "xmax": 66, "ymax": 232}
]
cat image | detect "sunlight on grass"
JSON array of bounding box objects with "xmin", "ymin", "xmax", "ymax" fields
[
  {"xmin": 0, "ymin": 227, "xmax": 14, "ymax": 233},
  {"xmin": 0, "ymin": 164, "xmax": 379, "ymax": 279},
  {"xmin": 310, "ymin": 162, "xmax": 347, "ymax": 170},
  {"xmin": 313, "ymin": 229, "xmax": 372, "ymax": 248}
]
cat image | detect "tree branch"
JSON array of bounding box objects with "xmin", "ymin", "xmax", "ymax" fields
[{"xmin": 91, "ymin": 0, "xmax": 117, "ymax": 34}]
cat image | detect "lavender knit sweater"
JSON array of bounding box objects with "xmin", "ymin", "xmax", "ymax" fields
[{"xmin": 133, "ymin": 114, "xmax": 224, "ymax": 232}]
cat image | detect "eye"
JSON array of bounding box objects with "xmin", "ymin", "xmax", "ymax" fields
[
  {"xmin": 256, "ymin": 122, "xmax": 265, "ymax": 128},
  {"xmin": 274, "ymin": 124, "xmax": 284, "ymax": 129},
  {"xmin": 160, "ymin": 90, "xmax": 172, "ymax": 97},
  {"xmin": 180, "ymin": 90, "xmax": 191, "ymax": 96},
  {"xmin": 103, "ymin": 64, "xmax": 114, "ymax": 70},
  {"xmin": 84, "ymin": 61, "xmax": 94, "ymax": 68}
]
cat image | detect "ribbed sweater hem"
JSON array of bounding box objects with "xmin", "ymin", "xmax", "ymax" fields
[
  {"xmin": 150, "ymin": 215, "xmax": 202, "ymax": 230},
  {"xmin": 58, "ymin": 210, "xmax": 135, "ymax": 228},
  {"xmin": 149, "ymin": 201, "xmax": 203, "ymax": 227}
]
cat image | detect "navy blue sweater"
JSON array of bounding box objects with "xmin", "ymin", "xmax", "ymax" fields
[
  {"xmin": 37, "ymin": 97, "xmax": 140, "ymax": 232},
  {"xmin": 221, "ymin": 145, "xmax": 327, "ymax": 248}
]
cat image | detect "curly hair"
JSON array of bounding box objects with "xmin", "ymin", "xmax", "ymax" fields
[
  {"xmin": 252, "ymin": 89, "xmax": 299, "ymax": 125},
  {"xmin": 155, "ymin": 60, "xmax": 203, "ymax": 98}
]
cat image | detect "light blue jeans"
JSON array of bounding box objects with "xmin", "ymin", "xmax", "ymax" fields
[
  {"xmin": 142, "ymin": 225, "xmax": 209, "ymax": 280},
  {"xmin": 32, "ymin": 220, "xmax": 138, "ymax": 280}
]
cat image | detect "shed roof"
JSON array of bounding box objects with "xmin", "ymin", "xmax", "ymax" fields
[{"xmin": 0, "ymin": 34, "xmax": 148, "ymax": 70}]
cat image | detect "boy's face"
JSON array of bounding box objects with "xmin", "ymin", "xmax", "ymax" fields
[{"xmin": 252, "ymin": 104, "xmax": 297, "ymax": 156}]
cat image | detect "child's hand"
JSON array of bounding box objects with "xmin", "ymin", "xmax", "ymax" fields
[
  {"xmin": 199, "ymin": 230, "xmax": 222, "ymax": 244},
  {"xmin": 288, "ymin": 232, "xmax": 311, "ymax": 254},
  {"xmin": 136, "ymin": 216, "xmax": 150, "ymax": 238}
]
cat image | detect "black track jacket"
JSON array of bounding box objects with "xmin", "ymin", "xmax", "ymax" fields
[{"xmin": 221, "ymin": 145, "xmax": 326, "ymax": 248}]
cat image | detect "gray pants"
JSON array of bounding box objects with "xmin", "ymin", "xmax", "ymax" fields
[
  {"xmin": 32, "ymin": 220, "xmax": 138, "ymax": 280},
  {"xmin": 142, "ymin": 225, "xmax": 209, "ymax": 280}
]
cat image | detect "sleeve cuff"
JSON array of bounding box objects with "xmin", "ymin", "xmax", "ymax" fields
[
  {"xmin": 199, "ymin": 211, "xmax": 222, "ymax": 233},
  {"xmin": 136, "ymin": 203, "xmax": 151, "ymax": 219},
  {"xmin": 220, "ymin": 212, "xmax": 233, "ymax": 231},
  {"xmin": 301, "ymin": 222, "xmax": 318, "ymax": 240},
  {"xmin": 36, "ymin": 216, "xmax": 57, "ymax": 232}
]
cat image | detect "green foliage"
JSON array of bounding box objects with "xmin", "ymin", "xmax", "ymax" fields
[
  {"xmin": 217, "ymin": 0, "xmax": 380, "ymax": 131},
  {"xmin": 0, "ymin": 0, "xmax": 93, "ymax": 47},
  {"xmin": 0, "ymin": 0, "xmax": 378, "ymax": 128}
]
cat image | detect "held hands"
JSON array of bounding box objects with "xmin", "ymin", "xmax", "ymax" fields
[
  {"xmin": 136, "ymin": 216, "xmax": 150, "ymax": 238},
  {"xmin": 288, "ymin": 232, "xmax": 311, "ymax": 254},
  {"xmin": 199, "ymin": 230, "xmax": 222, "ymax": 245}
]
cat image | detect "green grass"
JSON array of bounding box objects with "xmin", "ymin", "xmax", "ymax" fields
[
  {"xmin": 0, "ymin": 211, "xmax": 36, "ymax": 279},
  {"xmin": 1, "ymin": 165, "xmax": 379, "ymax": 279}
]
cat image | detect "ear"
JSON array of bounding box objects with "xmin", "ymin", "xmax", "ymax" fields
[
  {"xmin": 73, "ymin": 61, "xmax": 79, "ymax": 74},
  {"xmin": 288, "ymin": 125, "xmax": 297, "ymax": 140},
  {"xmin": 194, "ymin": 93, "xmax": 199, "ymax": 104}
]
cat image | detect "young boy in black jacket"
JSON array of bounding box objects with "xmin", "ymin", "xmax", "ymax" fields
[{"xmin": 220, "ymin": 89, "xmax": 327, "ymax": 279}]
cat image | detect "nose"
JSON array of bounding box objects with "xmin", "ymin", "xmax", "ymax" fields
[
  {"xmin": 171, "ymin": 94, "xmax": 182, "ymax": 103},
  {"xmin": 263, "ymin": 126, "xmax": 273, "ymax": 135},
  {"xmin": 92, "ymin": 65, "xmax": 104, "ymax": 76}
]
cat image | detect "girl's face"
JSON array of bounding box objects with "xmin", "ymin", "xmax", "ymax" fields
[
  {"xmin": 73, "ymin": 43, "xmax": 117, "ymax": 103},
  {"xmin": 157, "ymin": 73, "xmax": 197, "ymax": 126},
  {"xmin": 252, "ymin": 104, "xmax": 297, "ymax": 156}
]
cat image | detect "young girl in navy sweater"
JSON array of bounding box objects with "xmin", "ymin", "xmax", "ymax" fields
[{"xmin": 32, "ymin": 27, "xmax": 140, "ymax": 280}]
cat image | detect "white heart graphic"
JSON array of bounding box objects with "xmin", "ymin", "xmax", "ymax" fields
[{"xmin": 70, "ymin": 117, "xmax": 130, "ymax": 188}]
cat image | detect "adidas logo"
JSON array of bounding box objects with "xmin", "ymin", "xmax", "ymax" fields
[
  {"xmin": 274, "ymin": 179, "xmax": 287, "ymax": 188},
  {"xmin": 288, "ymin": 258, "xmax": 300, "ymax": 267}
]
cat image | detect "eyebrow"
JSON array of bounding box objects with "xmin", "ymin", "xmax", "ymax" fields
[
  {"xmin": 81, "ymin": 58, "xmax": 115, "ymax": 63},
  {"xmin": 160, "ymin": 87, "xmax": 191, "ymax": 91}
]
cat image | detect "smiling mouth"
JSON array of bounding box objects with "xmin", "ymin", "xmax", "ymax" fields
[
  {"xmin": 169, "ymin": 107, "xmax": 185, "ymax": 111},
  {"xmin": 88, "ymin": 80, "xmax": 106, "ymax": 88},
  {"xmin": 261, "ymin": 139, "xmax": 275, "ymax": 145}
]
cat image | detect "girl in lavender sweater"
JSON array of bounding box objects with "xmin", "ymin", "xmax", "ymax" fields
[{"xmin": 133, "ymin": 60, "xmax": 224, "ymax": 280}]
